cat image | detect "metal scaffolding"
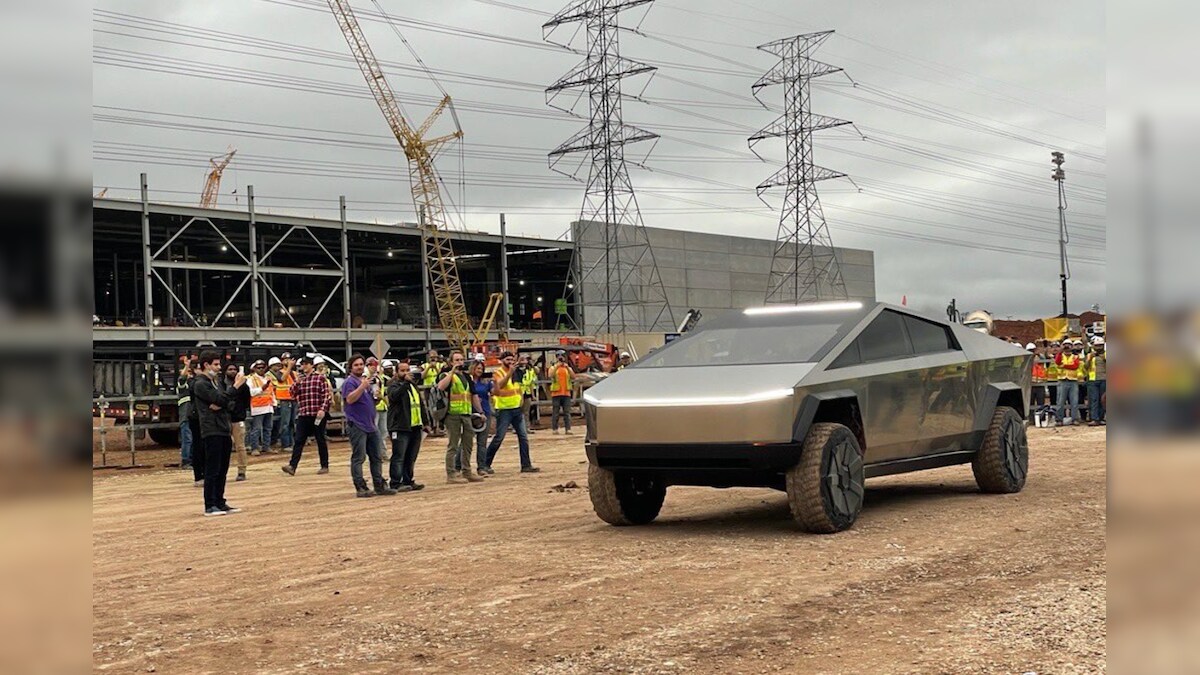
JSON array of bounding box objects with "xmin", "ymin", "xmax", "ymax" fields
[{"xmin": 98, "ymin": 177, "xmax": 568, "ymax": 354}]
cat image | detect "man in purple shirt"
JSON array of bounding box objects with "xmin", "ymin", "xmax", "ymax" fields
[{"xmin": 341, "ymin": 354, "xmax": 396, "ymax": 498}]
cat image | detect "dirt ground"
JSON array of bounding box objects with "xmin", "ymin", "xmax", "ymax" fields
[{"xmin": 93, "ymin": 424, "xmax": 1106, "ymax": 674}]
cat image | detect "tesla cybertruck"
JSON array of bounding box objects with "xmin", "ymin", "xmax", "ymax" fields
[{"xmin": 582, "ymin": 301, "xmax": 1031, "ymax": 533}]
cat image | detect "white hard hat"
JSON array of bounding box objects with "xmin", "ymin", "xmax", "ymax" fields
[
  {"xmin": 1025, "ymin": 343, "xmax": 1036, "ymax": 351},
  {"xmin": 470, "ymin": 412, "xmax": 488, "ymax": 433},
  {"xmin": 268, "ymin": 356, "xmax": 281, "ymax": 366},
  {"xmin": 1091, "ymin": 336, "xmax": 1105, "ymax": 345},
  {"xmin": 620, "ymin": 351, "xmax": 630, "ymax": 358},
  {"xmin": 473, "ymin": 353, "xmax": 486, "ymax": 362}
]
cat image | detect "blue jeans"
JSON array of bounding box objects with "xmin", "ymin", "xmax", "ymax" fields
[
  {"xmin": 272, "ymin": 400, "xmax": 296, "ymax": 449},
  {"xmin": 1056, "ymin": 381, "xmax": 1080, "ymax": 423},
  {"xmin": 485, "ymin": 408, "xmax": 531, "ymax": 469},
  {"xmin": 1087, "ymin": 380, "xmax": 1106, "ymax": 422},
  {"xmin": 179, "ymin": 419, "xmax": 193, "ymax": 465},
  {"xmin": 247, "ymin": 413, "xmax": 273, "ymax": 452},
  {"xmin": 348, "ymin": 423, "xmax": 384, "ymax": 490}
]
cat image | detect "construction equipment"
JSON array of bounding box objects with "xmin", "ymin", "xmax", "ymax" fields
[
  {"xmin": 199, "ymin": 147, "xmax": 236, "ymax": 208},
  {"xmin": 325, "ymin": 0, "xmax": 475, "ymax": 351},
  {"xmin": 558, "ymin": 336, "xmax": 618, "ymax": 373},
  {"xmin": 677, "ymin": 308, "xmax": 703, "ymax": 334},
  {"xmin": 472, "ymin": 293, "xmax": 506, "ymax": 346},
  {"xmin": 962, "ymin": 310, "xmax": 995, "ymax": 335}
]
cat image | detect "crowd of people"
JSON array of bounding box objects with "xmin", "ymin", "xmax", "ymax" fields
[
  {"xmin": 174, "ymin": 346, "xmax": 591, "ymax": 515},
  {"xmin": 1023, "ymin": 335, "xmax": 1107, "ymax": 427}
]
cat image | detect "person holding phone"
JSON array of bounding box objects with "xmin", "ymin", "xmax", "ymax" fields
[
  {"xmin": 385, "ymin": 364, "xmax": 431, "ymax": 491},
  {"xmin": 437, "ymin": 351, "xmax": 484, "ymax": 484},
  {"xmin": 342, "ymin": 354, "xmax": 395, "ymax": 498},
  {"xmin": 282, "ymin": 355, "xmax": 333, "ymax": 476},
  {"xmin": 193, "ymin": 350, "xmax": 246, "ymax": 516}
]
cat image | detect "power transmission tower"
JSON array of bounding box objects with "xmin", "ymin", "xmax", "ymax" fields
[
  {"xmin": 543, "ymin": 0, "xmax": 674, "ymax": 334},
  {"xmin": 1051, "ymin": 151, "xmax": 1070, "ymax": 317},
  {"xmin": 749, "ymin": 31, "xmax": 850, "ymax": 304}
]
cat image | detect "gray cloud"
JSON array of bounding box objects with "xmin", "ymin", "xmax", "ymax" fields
[{"xmin": 92, "ymin": 0, "xmax": 1105, "ymax": 317}]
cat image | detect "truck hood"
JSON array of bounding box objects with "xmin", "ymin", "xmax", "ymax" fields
[{"xmin": 583, "ymin": 363, "xmax": 816, "ymax": 408}]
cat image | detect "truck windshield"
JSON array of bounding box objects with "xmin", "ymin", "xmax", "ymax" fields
[{"xmin": 638, "ymin": 322, "xmax": 844, "ymax": 367}]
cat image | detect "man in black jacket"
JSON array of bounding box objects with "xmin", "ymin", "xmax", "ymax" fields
[
  {"xmin": 194, "ymin": 350, "xmax": 246, "ymax": 516},
  {"xmin": 386, "ymin": 364, "xmax": 431, "ymax": 492},
  {"xmin": 224, "ymin": 362, "xmax": 252, "ymax": 482}
]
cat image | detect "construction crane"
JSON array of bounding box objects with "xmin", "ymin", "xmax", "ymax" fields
[
  {"xmin": 199, "ymin": 147, "xmax": 236, "ymax": 208},
  {"xmin": 325, "ymin": 0, "xmax": 475, "ymax": 351}
]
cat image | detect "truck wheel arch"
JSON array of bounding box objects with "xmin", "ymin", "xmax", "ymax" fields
[
  {"xmin": 972, "ymin": 382, "xmax": 1026, "ymax": 434},
  {"xmin": 793, "ymin": 390, "xmax": 866, "ymax": 455}
]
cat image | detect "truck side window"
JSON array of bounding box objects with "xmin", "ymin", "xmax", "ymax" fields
[
  {"xmin": 904, "ymin": 314, "xmax": 958, "ymax": 354},
  {"xmin": 856, "ymin": 310, "xmax": 913, "ymax": 362},
  {"xmin": 829, "ymin": 340, "xmax": 861, "ymax": 368}
]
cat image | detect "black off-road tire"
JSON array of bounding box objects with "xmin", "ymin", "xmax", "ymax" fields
[
  {"xmin": 786, "ymin": 422, "xmax": 865, "ymax": 533},
  {"xmin": 588, "ymin": 464, "xmax": 666, "ymax": 526},
  {"xmin": 148, "ymin": 428, "xmax": 179, "ymax": 447},
  {"xmin": 973, "ymin": 407, "xmax": 1029, "ymax": 493}
]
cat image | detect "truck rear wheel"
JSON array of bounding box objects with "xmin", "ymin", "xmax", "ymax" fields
[
  {"xmin": 973, "ymin": 407, "xmax": 1028, "ymax": 493},
  {"xmin": 148, "ymin": 428, "xmax": 179, "ymax": 447},
  {"xmin": 588, "ymin": 464, "xmax": 666, "ymax": 526},
  {"xmin": 786, "ymin": 422, "xmax": 864, "ymax": 533}
]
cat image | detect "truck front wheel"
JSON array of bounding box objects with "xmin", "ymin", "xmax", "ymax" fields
[
  {"xmin": 588, "ymin": 464, "xmax": 666, "ymax": 526},
  {"xmin": 973, "ymin": 407, "xmax": 1028, "ymax": 493},
  {"xmin": 786, "ymin": 422, "xmax": 865, "ymax": 533}
]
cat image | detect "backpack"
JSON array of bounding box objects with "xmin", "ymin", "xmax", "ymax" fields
[{"xmin": 428, "ymin": 384, "xmax": 449, "ymax": 422}]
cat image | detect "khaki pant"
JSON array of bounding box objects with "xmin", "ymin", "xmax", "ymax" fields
[
  {"xmin": 231, "ymin": 421, "xmax": 248, "ymax": 473},
  {"xmin": 444, "ymin": 414, "xmax": 472, "ymax": 475}
]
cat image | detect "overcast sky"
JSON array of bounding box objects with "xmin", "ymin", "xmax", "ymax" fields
[{"xmin": 92, "ymin": 0, "xmax": 1106, "ymax": 319}]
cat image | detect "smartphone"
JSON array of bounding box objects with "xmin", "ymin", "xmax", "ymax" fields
[{"xmin": 238, "ymin": 366, "xmax": 245, "ymax": 376}]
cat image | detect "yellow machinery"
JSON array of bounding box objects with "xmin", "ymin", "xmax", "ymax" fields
[
  {"xmin": 326, "ymin": 0, "xmax": 476, "ymax": 351},
  {"xmin": 473, "ymin": 293, "xmax": 506, "ymax": 346},
  {"xmin": 199, "ymin": 147, "xmax": 236, "ymax": 208}
]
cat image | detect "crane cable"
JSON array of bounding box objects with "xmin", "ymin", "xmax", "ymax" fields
[{"xmin": 368, "ymin": 0, "xmax": 462, "ymax": 135}]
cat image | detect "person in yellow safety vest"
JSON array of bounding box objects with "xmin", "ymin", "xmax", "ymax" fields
[
  {"xmin": 247, "ymin": 359, "xmax": 276, "ymax": 455},
  {"xmin": 421, "ymin": 351, "xmax": 442, "ymax": 387},
  {"xmin": 1084, "ymin": 337, "xmax": 1106, "ymax": 426},
  {"xmin": 385, "ymin": 364, "xmax": 431, "ymax": 491},
  {"xmin": 1054, "ymin": 339, "xmax": 1083, "ymax": 424},
  {"xmin": 483, "ymin": 351, "xmax": 540, "ymax": 474},
  {"xmin": 268, "ymin": 355, "xmax": 297, "ymax": 452},
  {"xmin": 549, "ymin": 350, "xmax": 574, "ymax": 435},
  {"xmin": 421, "ymin": 350, "xmax": 444, "ymax": 436},
  {"xmin": 517, "ymin": 354, "xmax": 539, "ymax": 429},
  {"xmin": 1044, "ymin": 339, "xmax": 1062, "ymax": 422},
  {"xmin": 436, "ymin": 351, "xmax": 484, "ymax": 485},
  {"xmin": 374, "ymin": 360, "xmax": 393, "ymax": 415}
]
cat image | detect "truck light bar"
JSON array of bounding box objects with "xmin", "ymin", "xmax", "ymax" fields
[
  {"xmin": 584, "ymin": 388, "xmax": 794, "ymax": 408},
  {"xmin": 743, "ymin": 301, "xmax": 862, "ymax": 316}
]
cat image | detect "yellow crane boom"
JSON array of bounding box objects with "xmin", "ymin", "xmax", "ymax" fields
[
  {"xmin": 199, "ymin": 147, "xmax": 236, "ymax": 208},
  {"xmin": 325, "ymin": 0, "xmax": 474, "ymax": 351}
]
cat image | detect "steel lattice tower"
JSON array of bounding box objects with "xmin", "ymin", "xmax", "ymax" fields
[
  {"xmin": 543, "ymin": 0, "xmax": 674, "ymax": 334},
  {"xmin": 750, "ymin": 31, "xmax": 850, "ymax": 304}
]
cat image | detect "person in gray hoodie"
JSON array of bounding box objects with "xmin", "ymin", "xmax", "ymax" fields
[{"xmin": 193, "ymin": 350, "xmax": 246, "ymax": 516}]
